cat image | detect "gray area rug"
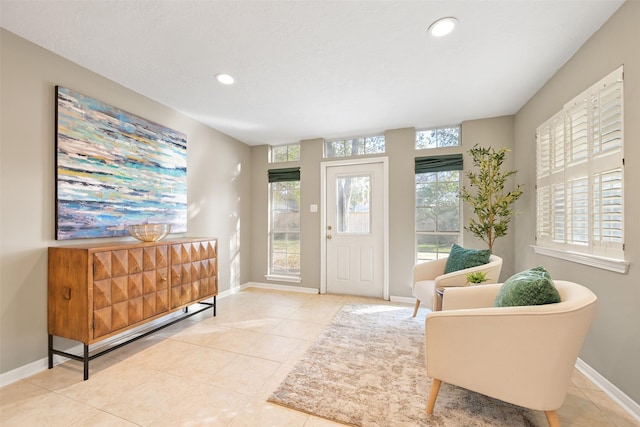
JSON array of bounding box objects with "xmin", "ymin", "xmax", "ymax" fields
[{"xmin": 268, "ymin": 303, "xmax": 536, "ymax": 426}]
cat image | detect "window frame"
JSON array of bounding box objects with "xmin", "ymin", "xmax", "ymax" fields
[
  {"xmin": 416, "ymin": 125, "xmax": 461, "ymax": 150},
  {"xmin": 533, "ymin": 66, "xmax": 629, "ymax": 274},
  {"xmin": 270, "ymin": 143, "xmax": 300, "ymax": 163},
  {"xmin": 414, "ymin": 154, "xmax": 463, "ymax": 263},
  {"xmin": 324, "ymin": 135, "xmax": 385, "ymax": 158},
  {"xmin": 266, "ymin": 168, "xmax": 301, "ymax": 282}
]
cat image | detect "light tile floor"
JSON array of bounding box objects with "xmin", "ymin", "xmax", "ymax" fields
[{"xmin": 1, "ymin": 288, "xmax": 638, "ymax": 427}]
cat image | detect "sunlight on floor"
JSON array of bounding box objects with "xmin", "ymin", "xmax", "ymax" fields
[{"xmin": 1, "ymin": 288, "xmax": 637, "ymax": 427}]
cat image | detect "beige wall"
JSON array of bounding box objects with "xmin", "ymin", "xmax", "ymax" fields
[
  {"xmin": 249, "ymin": 138, "xmax": 324, "ymax": 289},
  {"xmin": 514, "ymin": 1, "xmax": 640, "ymax": 403},
  {"xmin": 248, "ymin": 117, "xmax": 517, "ymax": 297},
  {"xmin": 386, "ymin": 127, "xmax": 422, "ymax": 297},
  {"xmin": 460, "ymin": 116, "xmax": 517, "ymax": 279},
  {"xmin": 3, "ymin": 1, "xmax": 638, "ymax": 407},
  {"xmin": 0, "ymin": 29, "xmax": 252, "ymax": 375}
]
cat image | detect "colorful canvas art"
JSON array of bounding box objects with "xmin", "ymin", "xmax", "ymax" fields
[{"xmin": 55, "ymin": 86, "xmax": 187, "ymax": 240}]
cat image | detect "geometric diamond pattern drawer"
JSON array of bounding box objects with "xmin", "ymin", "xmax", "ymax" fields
[{"xmin": 169, "ymin": 240, "xmax": 217, "ymax": 310}]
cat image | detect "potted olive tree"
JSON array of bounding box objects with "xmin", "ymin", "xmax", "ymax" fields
[{"xmin": 461, "ymin": 145, "xmax": 523, "ymax": 253}]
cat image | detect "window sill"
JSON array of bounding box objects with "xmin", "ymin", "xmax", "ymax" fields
[
  {"xmin": 264, "ymin": 274, "xmax": 302, "ymax": 284},
  {"xmin": 531, "ymin": 245, "xmax": 629, "ymax": 274}
]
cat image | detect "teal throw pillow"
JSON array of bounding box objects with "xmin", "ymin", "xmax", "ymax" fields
[
  {"xmin": 444, "ymin": 244, "xmax": 491, "ymax": 274},
  {"xmin": 493, "ymin": 266, "xmax": 561, "ymax": 307}
]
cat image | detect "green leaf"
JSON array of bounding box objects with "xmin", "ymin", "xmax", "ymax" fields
[{"xmin": 462, "ymin": 144, "xmax": 523, "ymax": 252}]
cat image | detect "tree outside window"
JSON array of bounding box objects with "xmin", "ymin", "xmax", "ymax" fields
[
  {"xmin": 271, "ymin": 143, "xmax": 300, "ymax": 163},
  {"xmin": 416, "ymin": 127, "xmax": 460, "ymax": 150},
  {"xmin": 416, "ymin": 170, "xmax": 461, "ymax": 261},
  {"xmin": 270, "ymin": 181, "xmax": 301, "ymax": 275},
  {"xmin": 325, "ymin": 136, "xmax": 385, "ymax": 158}
]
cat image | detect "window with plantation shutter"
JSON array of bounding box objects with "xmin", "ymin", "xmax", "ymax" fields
[{"xmin": 534, "ymin": 66, "xmax": 628, "ymax": 273}]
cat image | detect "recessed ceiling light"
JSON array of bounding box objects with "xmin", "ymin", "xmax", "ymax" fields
[
  {"xmin": 215, "ymin": 73, "xmax": 235, "ymax": 85},
  {"xmin": 428, "ymin": 17, "xmax": 458, "ymax": 37}
]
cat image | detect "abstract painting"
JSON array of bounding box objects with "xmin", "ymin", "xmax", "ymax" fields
[{"xmin": 55, "ymin": 86, "xmax": 187, "ymax": 240}]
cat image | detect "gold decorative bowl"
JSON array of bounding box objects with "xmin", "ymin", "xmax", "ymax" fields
[{"xmin": 128, "ymin": 223, "xmax": 171, "ymax": 242}]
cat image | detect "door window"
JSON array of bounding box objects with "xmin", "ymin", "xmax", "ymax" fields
[{"xmin": 336, "ymin": 175, "xmax": 371, "ymax": 234}]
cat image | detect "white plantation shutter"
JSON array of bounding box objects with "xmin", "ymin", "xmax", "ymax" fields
[
  {"xmin": 552, "ymin": 183, "xmax": 565, "ymax": 242},
  {"xmin": 536, "ymin": 66, "xmax": 624, "ymax": 261},
  {"xmin": 566, "ymin": 177, "xmax": 589, "ymax": 245},
  {"xmin": 593, "ymin": 169, "xmax": 623, "ymax": 249},
  {"xmin": 536, "ymin": 185, "xmax": 551, "ymax": 239},
  {"xmin": 536, "ymin": 125, "xmax": 551, "ymax": 178},
  {"xmin": 568, "ymin": 101, "xmax": 589, "ymax": 165},
  {"xmin": 553, "ymin": 115, "xmax": 566, "ymax": 171}
]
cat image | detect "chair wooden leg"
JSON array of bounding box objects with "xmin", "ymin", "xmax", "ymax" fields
[
  {"xmin": 412, "ymin": 299, "xmax": 421, "ymax": 317},
  {"xmin": 426, "ymin": 379, "xmax": 441, "ymax": 414},
  {"xmin": 545, "ymin": 410, "xmax": 560, "ymax": 427}
]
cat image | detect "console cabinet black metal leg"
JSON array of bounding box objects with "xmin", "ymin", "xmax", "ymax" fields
[
  {"xmin": 83, "ymin": 344, "xmax": 89, "ymax": 380},
  {"xmin": 48, "ymin": 334, "xmax": 53, "ymax": 369},
  {"xmin": 48, "ymin": 300, "xmax": 216, "ymax": 380}
]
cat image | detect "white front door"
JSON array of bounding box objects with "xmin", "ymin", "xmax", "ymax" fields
[{"xmin": 323, "ymin": 160, "xmax": 387, "ymax": 299}]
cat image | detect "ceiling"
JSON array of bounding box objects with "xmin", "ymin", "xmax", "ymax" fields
[{"xmin": 0, "ymin": 0, "xmax": 624, "ymax": 146}]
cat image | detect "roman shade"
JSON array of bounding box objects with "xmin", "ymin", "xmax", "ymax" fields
[
  {"xmin": 415, "ymin": 154, "xmax": 463, "ymax": 174},
  {"xmin": 268, "ymin": 167, "xmax": 300, "ymax": 183}
]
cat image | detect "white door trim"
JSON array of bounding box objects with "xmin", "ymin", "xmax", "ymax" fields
[{"xmin": 320, "ymin": 157, "xmax": 389, "ymax": 300}]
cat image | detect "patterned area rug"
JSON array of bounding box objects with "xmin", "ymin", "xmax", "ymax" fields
[{"xmin": 268, "ymin": 303, "xmax": 536, "ymax": 426}]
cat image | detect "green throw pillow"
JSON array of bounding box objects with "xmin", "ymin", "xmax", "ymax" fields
[
  {"xmin": 493, "ymin": 266, "xmax": 561, "ymax": 307},
  {"xmin": 444, "ymin": 244, "xmax": 491, "ymax": 274}
]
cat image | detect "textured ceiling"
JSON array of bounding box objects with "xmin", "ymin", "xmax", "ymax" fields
[{"xmin": 0, "ymin": 0, "xmax": 624, "ymax": 146}]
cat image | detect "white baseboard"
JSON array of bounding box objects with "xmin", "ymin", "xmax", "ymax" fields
[
  {"xmin": 244, "ymin": 282, "xmax": 416, "ymax": 304},
  {"xmin": 242, "ymin": 281, "xmax": 320, "ymax": 294},
  {"xmin": 0, "ymin": 286, "xmax": 302, "ymax": 386},
  {"xmin": 0, "ymin": 358, "xmax": 51, "ymax": 388},
  {"xmin": 576, "ymin": 358, "xmax": 640, "ymax": 422},
  {"xmin": 0, "ymin": 296, "xmax": 219, "ymax": 388},
  {"xmin": 390, "ymin": 295, "xmax": 415, "ymax": 304},
  {"xmin": 217, "ymin": 286, "xmax": 242, "ymax": 298},
  {"xmin": 3, "ymin": 291, "xmax": 638, "ymax": 425}
]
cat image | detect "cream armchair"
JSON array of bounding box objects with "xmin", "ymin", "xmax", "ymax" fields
[
  {"xmin": 425, "ymin": 280, "xmax": 597, "ymax": 427},
  {"xmin": 412, "ymin": 254, "xmax": 502, "ymax": 315}
]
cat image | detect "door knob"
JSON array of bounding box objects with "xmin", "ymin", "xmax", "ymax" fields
[{"xmin": 327, "ymin": 234, "xmax": 332, "ymax": 239}]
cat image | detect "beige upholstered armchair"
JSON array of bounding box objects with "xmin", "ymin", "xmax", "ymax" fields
[
  {"xmin": 411, "ymin": 254, "xmax": 502, "ymax": 315},
  {"xmin": 425, "ymin": 280, "xmax": 597, "ymax": 427}
]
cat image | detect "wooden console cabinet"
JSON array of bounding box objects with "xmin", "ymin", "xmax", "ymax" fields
[{"xmin": 48, "ymin": 238, "xmax": 217, "ymax": 379}]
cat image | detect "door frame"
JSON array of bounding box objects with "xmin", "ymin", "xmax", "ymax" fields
[{"xmin": 320, "ymin": 156, "xmax": 389, "ymax": 300}]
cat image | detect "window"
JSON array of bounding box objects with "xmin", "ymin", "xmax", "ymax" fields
[
  {"xmin": 535, "ymin": 66, "xmax": 627, "ymax": 272},
  {"xmin": 336, "ymin": 175, "xmax": 371, "ymax": 234},
  {"xmin": 415, "ymin": 154, "xmax": 463, "ymax": 262},
  {"xmin": 325, "ymin": 135, "xmax": 385, "ymax": 158},
  {"xmin": 271, "ymin": 143, "xmax": 300, "ymax": 163},
  {"xmin": 416, "ymin": 126, "xmax": 460, "ymax": 149},
  {"xmin": 268, "ymin": 167, "xmax": 301, "ymax": 280}
]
